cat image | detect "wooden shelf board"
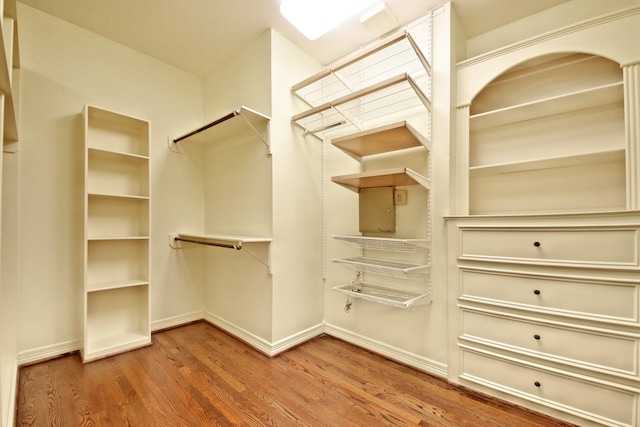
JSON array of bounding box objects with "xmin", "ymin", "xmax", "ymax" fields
[
  {"xmin": 332, "ymin": 167, "xmax": 429, "ymax": 191},
  {"xmin": 331, "ymin": 121, "xmax": 430, "ymax": 159},
  {"xmin": 470, "ymin": 82, "xmax": 623, "ymax": 131},
  {"xmin": 470, "ymin": 149, "xmax": 625, "ymax": 176}
]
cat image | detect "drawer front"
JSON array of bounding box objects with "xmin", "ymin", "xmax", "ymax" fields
[
  {"xmin": 461, "ymin": 349, "xmax": 637, "ymax": 426},
  {"xmin": 461, "ymin": 310, "xmax": 639, "ymax": 377},
  {"xmin": 460, "ymin": 269, "xmax": 639, "ymax": 324},
  {"xmin": 460, "ymin": 228, "xmax": 638, "ymax": 266}
]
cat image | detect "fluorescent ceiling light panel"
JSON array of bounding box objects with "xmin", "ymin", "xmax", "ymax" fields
[{"xmin": 280, "ymin": 0, "xmax": 378, "ymax": 40}]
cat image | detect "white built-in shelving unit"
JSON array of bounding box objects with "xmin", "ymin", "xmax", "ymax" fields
[
  {"xmin": 82, "ymin": 105, "xmax": 151, "ymax": 363},
  {"xmin": 465, "ymin": 52, "xmax": 626, "ymax": 215},
  {"xmin": 449, "ymin": 8, "xmax": 640, "ymax": 426}
]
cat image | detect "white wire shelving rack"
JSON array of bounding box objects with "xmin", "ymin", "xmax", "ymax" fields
[{"xmin": 290, "ymin": 20, "xmax": 432, "ymax": 137}]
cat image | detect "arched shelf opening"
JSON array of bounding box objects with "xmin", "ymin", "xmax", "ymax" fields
[{"xmin": 467, "ymin": 52, "xmax": 626, "ymax": 215}]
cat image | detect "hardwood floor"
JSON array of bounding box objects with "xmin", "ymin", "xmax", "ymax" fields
[{"xmin": 17, "ymin": 321, "xmax": 577, "ymax": 427}]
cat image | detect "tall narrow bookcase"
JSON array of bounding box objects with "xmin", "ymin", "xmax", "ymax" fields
[{"xmin": 82, "ymin": 105, "xmax": 151, "ymax": 363}]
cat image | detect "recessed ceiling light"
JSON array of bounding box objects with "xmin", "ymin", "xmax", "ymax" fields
[{"xmin": 280, "ymin": 0, "xmax": 378, "ymax": 40}]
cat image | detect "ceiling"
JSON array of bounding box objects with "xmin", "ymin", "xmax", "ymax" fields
[{"xmin": 18, "ymin": 0, "xmax": 571, "ymax": 77}]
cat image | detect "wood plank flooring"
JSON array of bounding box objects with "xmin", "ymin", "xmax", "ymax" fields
[{"xmin": 17, "ymin": 321, "xmax": 577, "ymax": 426}]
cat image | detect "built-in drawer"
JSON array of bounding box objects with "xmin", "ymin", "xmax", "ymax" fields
[
  {"xmin": 459, "ymin": 268, "xmax": 640, "ymax": 325},
  {"xmin": 460, "ymin": 348, "xmax": 638, "ymax": 427},
  {"xmin": 461, "ymin": 309, "xmax": 639, "ymax": 378},
  {"xmin": 460, "ymin": 227, "xmax": 638, "ymax": 267}
]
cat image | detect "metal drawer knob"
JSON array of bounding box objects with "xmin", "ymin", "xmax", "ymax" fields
[
  {"xmin": 534, "ymin": 334, "xmax": 541, "ymax": 340},
  {"xmin": 533, "ymin": 241, "xmax": 541, "ymax": 247},
  {"xmin": 534, "ymin": 381, "xmax": 541, "ymax": 387},
  {"xmin": 533, "ymin": 289, "xmax": 541, "ymax": 295}
]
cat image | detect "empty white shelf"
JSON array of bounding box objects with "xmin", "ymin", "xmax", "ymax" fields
[
  {"xmin": 172, "ymin": 106, "xmax": 270, "ymax": 153},
  {"xmin": 171, "ymin": 233, "xmax": 272, "ymax": 249},
  {"xmin": 333, "ymin": 282, "xmax": 431, "ymax": 308},
  {"xmin": 332, "ymin": 256, "xmax": 430, "ymax": 279},
  {"xmin": 469, "ymin": 149, "xmax": 625, "ymax": 177},
  {"xmin": 333, "ymin": 235, "xmax": 429, "ymax": 253},
  {"xmin": 469, "ymin": 82, "xmax": 623, "ymax": 131},
  {"xmin": 87, "ymin": 279, "xmax": 149, "ymax": 293},
  {"xmin": 170, "ymin": 233, "xmax": 273, "ymax": 272}
]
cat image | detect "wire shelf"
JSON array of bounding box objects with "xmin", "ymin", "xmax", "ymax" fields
[
  {"xmin": 333, "ymin": 281, "xmax": 431, "ymax": 308},
  {"xmin": 292, "ymin": 73, "xmax": 429, "ymax": 135},
  {"xmin": 332, "ymin": 256, "xmax": 430, "ymax": 279},
  {"xmin": 333, "ymin": 235, "xmax": 429, "ymax": 253},
  {"xmin": 290, "ymin": 21, "xmax": 432, "ymax": 136},
  {"xmin": 294, "ymin": 34, "xmax": 429, "ymax": 106}
]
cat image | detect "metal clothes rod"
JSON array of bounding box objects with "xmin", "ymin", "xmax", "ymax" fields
[
  {"xmin": 173, "ymin": 237, "xmax": 241, "ymax": 250},
  {"xmin": 173, "ymin": 110, "xmax": 239, "ymax": 143}
]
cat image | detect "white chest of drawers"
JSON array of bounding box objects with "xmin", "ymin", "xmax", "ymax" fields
[{"xmin": 447, "ymin": 212, "xmax": 640, "ymax": 427}]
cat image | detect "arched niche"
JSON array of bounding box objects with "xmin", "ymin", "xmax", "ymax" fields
[{"xmin": 466, "ymin": 51, "xmax": 626, "ymax": 215}]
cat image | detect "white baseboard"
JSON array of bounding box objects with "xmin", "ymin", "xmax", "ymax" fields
[
  {"xmin": 324, "ymin": 322, "xmax": 448, "ymax": 378},
  {"xmin": 17, "ymin": 339, "xmax": 81, "ymax": 366},
  {"xmin": 151, "ymin": 311, "xmax": 204, "ymax": 332},
  {"xmin": 16, "ymin": 316, "xmax": 447, "ymax": 382},
  {"xmin": 203, "ymin": 311, "xmax": 324, "ymax": 357}
]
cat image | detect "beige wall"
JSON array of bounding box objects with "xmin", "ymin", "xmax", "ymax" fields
[{"xmin": 17, "ymin": 3, "xmax": 205, "ymax": 356}]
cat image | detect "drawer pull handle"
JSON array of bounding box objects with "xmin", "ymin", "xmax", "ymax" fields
[
  {"xmin": 533, "ymin": 241, "xmax": 541, "ymax": 247},
  {"xmin": 534, "ymin": 381, "xmax": 541, "ymax": 387},
  {"xmin": 533, "ymin": 289, "xmax": 541, "ymax": 295},
  {"xmin": 534, "ymin": 334, "xmax": 541, "ymax": 340}
]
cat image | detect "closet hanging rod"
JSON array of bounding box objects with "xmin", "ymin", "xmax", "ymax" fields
[
  {"xmin": 173, "ymin": 236, "xmax": 241, "ymax": 250},
  {"xmin": 173, "ymin": 110, "xmax": 239, "ymax": 143}
]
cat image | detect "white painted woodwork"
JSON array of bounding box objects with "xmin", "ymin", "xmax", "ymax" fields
[
  {"xmin": 449, "ymin": 7, "xmax": 640, "ymax": 425},
  {"xmin": 82, "ymin": 105, "xmax": 151, "ymax": 363},
  {"xmin": 0, "ymin": 0, "xmax": 18, "ymax": 425}
]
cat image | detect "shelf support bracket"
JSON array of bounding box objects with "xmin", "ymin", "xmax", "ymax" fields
[
  {"xmin": 238, "ymin": 110, "xmax": 271, "ymax": 155},
  {"xmin": 241, "ymin": 245, "xmax": 272, "ymax": 274}
]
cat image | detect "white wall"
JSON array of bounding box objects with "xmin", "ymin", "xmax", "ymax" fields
[
  {"xmin": 270, "ymin": 30, "xmax": 324, "ymax": 343},
  {"xmin": 200, "ymin": 29, "xmax": 324, "ymax": 349},
  {"xmin": 200, "ymin": 31, "xmax": 274, "ymax": 343},
  {"xmin": 17, "ymin": 3, "xmax": 205, "ymax": 359}
]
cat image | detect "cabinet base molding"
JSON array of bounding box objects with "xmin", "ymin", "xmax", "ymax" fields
[{"xmin": 324, "ymin": 323, "xmax": 447, "ymax": 378}]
